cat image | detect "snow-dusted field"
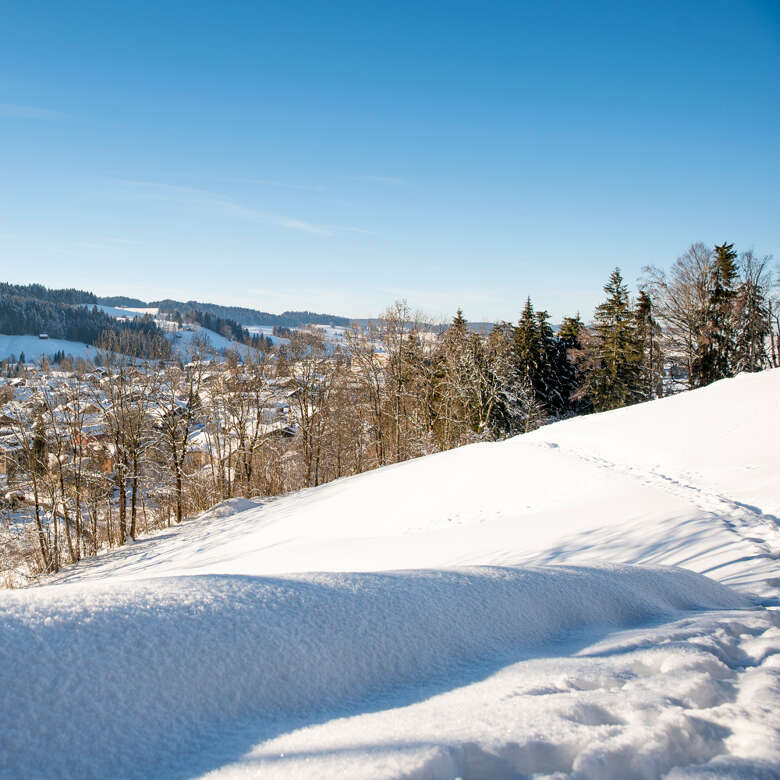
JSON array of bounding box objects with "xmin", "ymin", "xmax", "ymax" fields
[
  {"xmin": 97, "ymin": 304, "xmax": 255, "ymax": 357},
  {"xmin": 2, "ymin": 371, "xmax": 779, "ymax": 779},
  {"xmin": 172, "ymin": 325, "xmax": 251, "ymax": 355},
  {"xmin": 0, "ymin": 332, "xmax": 97, "ymax": 362},
  {"xmin": 246, "ymin": 325, "xmax": 289, "ymax": 346},
  {"xmin": 97, "ymin": 304, "xmax": 160, "ymax": 319}
]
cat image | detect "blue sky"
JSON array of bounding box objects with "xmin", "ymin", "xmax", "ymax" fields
[{"xmin": 1, "ymin": 0, "xmax": 778, "ymax": 322}]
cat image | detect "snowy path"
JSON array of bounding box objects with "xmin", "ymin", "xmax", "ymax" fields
[{"xmin": 535, "ymin": 441, "xmax": 780, "ymax": 593}]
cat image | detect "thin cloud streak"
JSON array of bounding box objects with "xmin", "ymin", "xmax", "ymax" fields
[
  {"xmin": 338, "ymin": 226, "xmax": 378, "ymax": 236},
  {"xmin": 0, "ymin": 103, "xmax": 66, "ymax": 120},
  {"xmin": 112, "ymin": 179, "xmax": 334, "ymax": 236}
]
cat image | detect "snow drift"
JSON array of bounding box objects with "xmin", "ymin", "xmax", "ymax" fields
[{"xmin": 0, "ymin": 565, "xmax": 750, "ymax": 779}]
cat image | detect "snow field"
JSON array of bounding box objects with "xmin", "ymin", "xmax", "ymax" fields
[
  {"xmin": 96, "ymin": 305, "xmax": 160, "ymax": 319},
  {"xmin": 0, "ymin": 565, "xmax": 752, "ymax": 779},
  {"xmin": 0, "ymin": 333, "xmax": 97, "ymax": 362},
  {"xmin": 1, "ymin": 369, "xmax": 779, "ymax": 778}
]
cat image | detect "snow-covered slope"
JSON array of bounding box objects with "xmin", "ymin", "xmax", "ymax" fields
[
  {"xmin": 54, "ymin": 370, "xmax": 780, "ymax": 599},
  {"xmin": 97, "ymin": 303, "xmax": 255, "ymax": 358},
  {"xmin": 2, "ymin": 371, "xmax": 779, "ymax": 779},
  {"xmin": 0, "ymin": 332, "xmax": 97, "ymax": 362},
  {"xmin": 97, "ymin": 304, "xmax": 160, "ymax": 319},
  {"xmin": 172, "ymin": 325, "xmax": 247, "ymax": 355}
]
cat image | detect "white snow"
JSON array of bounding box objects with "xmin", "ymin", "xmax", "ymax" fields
[
  {"xmin": 2, "ymin": 370, "xmax": 779, "ymax": 778},
  {"xmin": 0, "ymin": 325, "xmax": 248, "ymax": 364},
  {"xmin": 97, "ymin": 304, "xmax": 256, "ymax": 357},
  {"xmin": 246, "ymin": 325, "xmax": 289, "ymax": 346},
  {"xmin": 0, "ymin": 332, "xmax": 97, "ymax": 362},
  {"xmin": 97, "ymin": 304, "xmax": 159, "ymax": 318},
  {"xmin": 172, "ymin": 324, "xmax": 246, "ymax": 354}
]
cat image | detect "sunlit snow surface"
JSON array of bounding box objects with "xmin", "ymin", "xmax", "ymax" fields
[{"xmin": 2, "ymin": 371, "xmax": 779, "ymax": 779}]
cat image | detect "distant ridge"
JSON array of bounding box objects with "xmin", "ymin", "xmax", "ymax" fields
[
  {"xmin": 99, "ymin": 297, "xmax": 351, "ymax": 327},
  {"xmin": 98, "ymin": 295, "xmax": 148, "ymax": 308}
]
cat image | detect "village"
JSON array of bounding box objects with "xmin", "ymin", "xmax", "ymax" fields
[{"xmin": 0, "ymin": 347, "xmax": 307, "ymax": 585}]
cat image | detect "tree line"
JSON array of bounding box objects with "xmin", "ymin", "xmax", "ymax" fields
[
  {"xmin": 0, "ymin": 283, "xmax": 97, "ymax": 305},
  {"xmin": 152, "ymin": 299, "xmax": 351, "ymax": 327}
]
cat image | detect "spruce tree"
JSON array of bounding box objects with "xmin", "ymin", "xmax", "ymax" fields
[
  {"xmin": 695, "ymin": 242, "xmax": 738, "ymax": 386},
  {"xmin": 558, "ymin": 313, "xmax": 590, "ymax": 413},
  {"xmin": 512, "ymin": 299, "xmax": 577, "ymax": 418},
  {"xmin": 734, "ymin": 251, "xmax": 771, "ymax": 373},
  {"xmin": 584, "ymin": 268, "xmax": 643, "ymax": 412},
  {"xmin": 513, "ymin": 298, "xmax": 543, "ymax": 386},
  {"xmin": 636, "ymin": 289, "xmax": 664, "ymax": 400},
  {"xmin": 558, "ymin": 314, "xmax": 584, "ymax": 346},
  {"xmin": 536, "ymin": 309, "xmax": 572, "ymax": 416}
]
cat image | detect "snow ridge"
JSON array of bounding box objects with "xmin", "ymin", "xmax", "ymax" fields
[{"xmin": 0, "ymin": 565, "xmax": 748, "ymax": 779}]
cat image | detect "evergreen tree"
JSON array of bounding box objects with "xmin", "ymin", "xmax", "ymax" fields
[
  {"xmin": 538, "ymin": 310, "xmax": 575, "ymax": 416},
  {"xmin": 450, "ymin": 308, "xmax": 467, "ymax": 335},
  {"xmin": 558, "ymin": 313, "xmax": 591, "ymax": 413},
  {"xmin": 695, "ymin": 242, "xmax": 738, "ymax": 386},
  {"xmin": 513, "ymin": 298, "xmax": 547, "ymax": 409},
  {"xmin": 513, "ymin": 299, "xmax": 542, "ymax": 376},
  {"xmin": 512, "ymin": 299, "xmax": 577, "ymax": 418},
  {"xmin": 583, "ymin": 268, "xmax": 643, "ymax": 412},
  {"xmin": 558, "ymin": 314, "xmax": 584, "ymax": 346},
  {"xmin": 486, "ymin": 323, "xmax": 545, "ymax": 434},
  {"xmin": 733, "ymin": 250, "xmax": 772, "ymax": 373},
  {"xmin": 636, "ymin": 290, "xmax": 664, "ymax": 400}
]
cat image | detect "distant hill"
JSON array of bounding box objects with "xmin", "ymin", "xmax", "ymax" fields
[
  {"xmin": 98, "ymin": 296, "xmax": 149, "ymax": 308},
  {"xmin": 103, "ymin": 297, "xmax": 353, "ymax": 327},
  {"xmin": 0, "ymin": 282, "xmax": 171, "ymax": 359},
  {"xmin": 2, "ymin": 282, "xmax": 97, "ymax": 306}
]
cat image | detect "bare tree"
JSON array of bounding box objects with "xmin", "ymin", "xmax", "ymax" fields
[
  {"xmin": 154, "ymin": 357, "xmax": 206, "ymax": 524},
  {"xmin": 642, "ymin": 243, "xmax": 712, "ymax": 390},
  {"xmin": 345, "ymin": 323, "xmax": 387, "ymax": 468},
  {"xmin": 286, "ymin": 331, "xmax": 334, "ymax": 487},
  {"xmin": 6, "ymin": 398, "xmax": 54, "ymax": 573}
]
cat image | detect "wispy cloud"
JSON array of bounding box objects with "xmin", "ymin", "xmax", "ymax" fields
[
  {"xmin": 0, "ymin": 103, "xmax": 66, "ymax": 120},
  {"xmin": 112, "ymin": 179, "xmax": 334, "ymax": 236}
]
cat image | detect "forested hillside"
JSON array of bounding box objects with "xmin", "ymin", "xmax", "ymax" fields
[
  {"xmin": 0, "ymin": 283, "xmax": 171, "ymax": 358},
  {"xmin": 148, "ymin": 299, "xmax": 351, "ymax": 327}
]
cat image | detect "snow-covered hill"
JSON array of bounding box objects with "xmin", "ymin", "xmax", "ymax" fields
[
  {"xmin": 0, "ymin": 332, "xmax": 98, "ymax": 362},
  {"xmin": 97, "ymin": 304, "xmax": 160, "ymax": 319},
  {"xmin": 97, "ymin": 303, "xmax": 255, "ymax": 357},
  {"xmin": 2, "ymin": 371, "xmax": 779, "ymax": 779}
]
